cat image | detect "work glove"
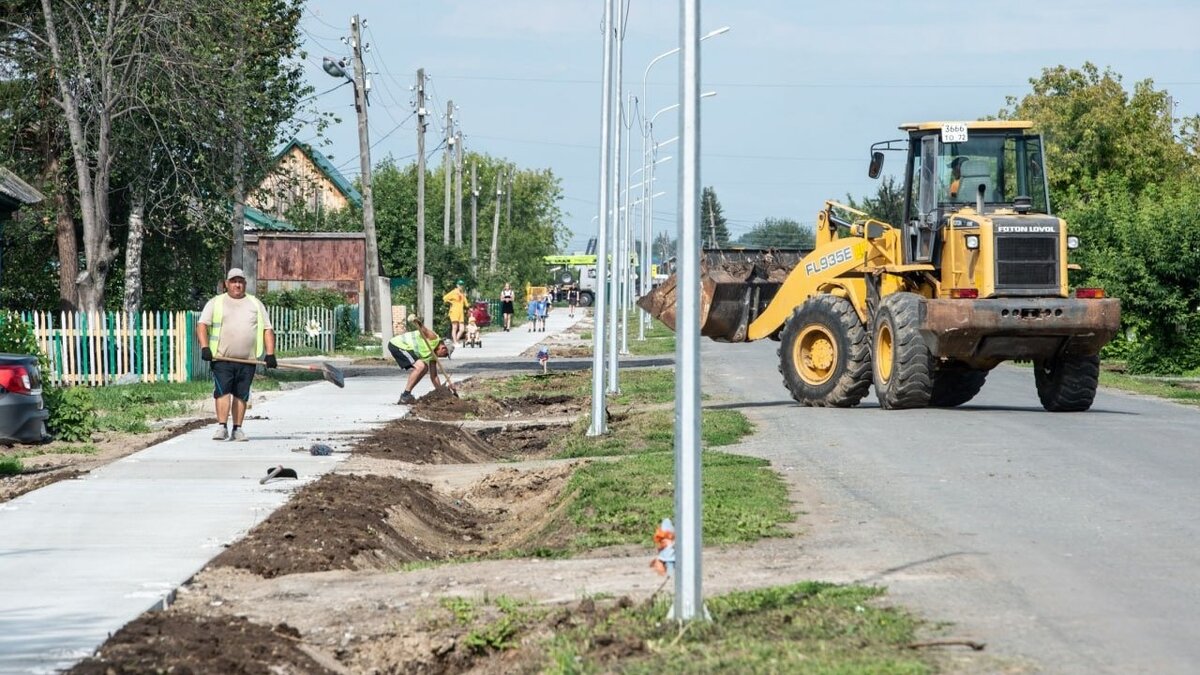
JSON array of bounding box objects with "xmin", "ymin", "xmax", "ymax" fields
[
  {"xmin": 264, "ymin": 354, "xmax": 278, "ymax": 369},
  {"xmin": 201, "ymin": 347, "xmax": 213, "ymax": 362}
]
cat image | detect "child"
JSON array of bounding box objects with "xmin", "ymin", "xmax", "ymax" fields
[
  {"xmin": 536, "ymin": 294, "xmax": 549, "ymax": 331},
  {"xmin": 527, "ymin": 297, "xmax": 538, "ymax": 332},
  {"xmin": 464, "ymin": 315, "xmax": 480, "ymax": 347}
]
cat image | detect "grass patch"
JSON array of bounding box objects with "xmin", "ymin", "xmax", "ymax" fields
[
  {"xmin": 0, "ymin": 455, "xmax": 22, "ymax": 475},
  {"xmin": 554, "ymin": 450, "xmax": 793, "ymax": 552},
  {"xmin": 626, "ymin": 314, "xmax": 676, "ymax": 356},
  {"xmin": 430, "ymin": 583, "xmax": 930, "ymax": 674},
  {"xmin": 548, "ymin": 583, "xmax": 929, "ymax": 674},
  {"xmin": 557, "ymin": 407, "xmax": 752, "ymax": 459},
  {"xmin": 1098, "ymin": 371, "xmax": 1200, "ymax": 405}
]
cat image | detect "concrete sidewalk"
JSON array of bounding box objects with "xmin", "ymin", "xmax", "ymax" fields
[{"xmin": 0, "ymin": 309, "xmax": 586, "ymax": 673}]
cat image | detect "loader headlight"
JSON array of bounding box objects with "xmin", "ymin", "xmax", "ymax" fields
[
  {"xmin": 1067, "ymin": 235, "xmax": 1080, "ymax": 250},
  {"xmin": 964, "ymin": 234, "xmax": 980, "ymax": 250}
]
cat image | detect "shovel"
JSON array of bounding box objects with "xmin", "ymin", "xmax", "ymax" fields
[
  {"xmin": 215, "ymin": 356, "xmax": 345, "ymax": 388},
  {"xmin": 436, "ymin": 360, "xmax": 460, "ymax": 398}
]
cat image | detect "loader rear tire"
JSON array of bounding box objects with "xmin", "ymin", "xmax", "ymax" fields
[
  {"xmin": 929, "ymin": 362, "xmax": 988, "ymax": 407},
  {"xmin": 872, "ymin": 292, "xmax": 933, "ymax": 409},
  {"xmin": 1034, "ymin": 354, "xmax": 1100, "ymax": 412},
  {"xmin": 778, "ymin": 295, "xmax": 871, "ymax": 407}
]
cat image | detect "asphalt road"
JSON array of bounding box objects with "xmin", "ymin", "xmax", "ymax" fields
[{"xmin": 702, "ymin": 339, "xmax": 1200, "ymax": 674}]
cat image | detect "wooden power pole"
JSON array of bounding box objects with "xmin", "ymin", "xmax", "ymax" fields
[{"xmin": 415, "ymin": 68, "xmax": 427, "ymax": 318}]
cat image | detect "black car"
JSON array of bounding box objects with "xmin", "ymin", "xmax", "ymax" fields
[{"xmin": 0, "ymin": 353, "xmax": 50, "ymax": 445}]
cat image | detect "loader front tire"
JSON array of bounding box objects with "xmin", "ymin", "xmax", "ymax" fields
[
  {"xmin": 929, "ymin": 361, "xmax": 988, "ymax": 407},
  {"xmin": 778, "ymin": 295, "xmax": 871, "ymax": 407},
  {"xmin": 872, "ymin": 292, "xmax": 933, "ymax": 409},
  {"xmin": 1034, "ymin": 354, "xmax": 1100, "ymax": 412}
]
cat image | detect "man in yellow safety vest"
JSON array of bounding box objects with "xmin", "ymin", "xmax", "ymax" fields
[
  {"xmin": 196, "ymin": 268, "xmax": 277, "ymax": 441},
  {"xmin": 388, "ymin": 314, "xmax": 454, "ymax": 404}
]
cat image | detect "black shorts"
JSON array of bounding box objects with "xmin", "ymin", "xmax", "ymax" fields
[
  {"xmin": 211, "ymin": 361, "xmax": 256, "ymax": 401},
  {"xmin": 389, "ymin": 342, "xmax": 419, "ymax": 370},
  {"xmin": 501, "ymin": 300, "xmax": 514, "ymax": 314}
]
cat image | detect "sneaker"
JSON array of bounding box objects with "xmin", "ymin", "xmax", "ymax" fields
[
  {"xmin": 230, "ymin": 428, "xmax": 247, "ymax": 442},
  {"xmin": 212, "ymin": 426, "xmax": 228, "ymax": 441},
  {"xmin": 398, "ymin": 392, "xmax": 417, "ymax": 405}
]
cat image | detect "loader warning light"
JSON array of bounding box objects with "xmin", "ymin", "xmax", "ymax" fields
[
  {"xmin": 949, "ymin": 288, "xmax": 979, "ymax": 299},
  {"xmin": 1075, "ymin": 288, "xmax": 1106, "ymax": 299}
]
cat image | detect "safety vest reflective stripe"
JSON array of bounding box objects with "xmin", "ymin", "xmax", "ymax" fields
[{"xmin": 210, "ymin": 293, "xmax": 266, "ymax": 357}]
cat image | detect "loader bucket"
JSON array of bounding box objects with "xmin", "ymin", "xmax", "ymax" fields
[{"xmin": 637, "ymin": 248, "xmax": 806, "ymax": 343}]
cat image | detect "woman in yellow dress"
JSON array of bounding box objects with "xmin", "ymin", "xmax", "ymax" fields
[{"xmin": 442, "ymin": 279, "xmax": 468, "ymax": 345}]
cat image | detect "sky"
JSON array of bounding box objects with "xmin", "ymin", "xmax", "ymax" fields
[{"xmin": 296, "ymin": 0, "xmax": 1200, "ymax": 254}]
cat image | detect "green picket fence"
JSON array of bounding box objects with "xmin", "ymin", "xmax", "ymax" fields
[{"xmin": 20, "ymin": 306, "xmax": 335, "ymax": 386}]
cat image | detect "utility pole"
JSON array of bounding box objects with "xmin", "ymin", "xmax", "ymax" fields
[
  {"xmin": 470, "ymin": 162, "xmax": 478, "ymax": 273},
  {"xmin": 490, "ymin": 170, "xmax": 502, "ymax": 273},
  {"xmin": 443, "ymin": 100, "xmax": 453, "ymax": 245},
  {"xmin": 350, "ymin": 15, "xmax": 380, "ymax": 333},
  {"xmin": 415, "ymin": 68, "xmax": 427, "ymax": 320},
  {"xmin": 506, "ymin": 168, "xmax": 513, "ymax": 229},
  {"xmin": 454, "ymin": 130, "xmax": 464, "ymax": 247}
]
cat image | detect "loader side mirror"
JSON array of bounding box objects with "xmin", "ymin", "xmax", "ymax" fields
[{"xmin": 868, "ymin": 151, "xmax": 885, "ymax": 179}]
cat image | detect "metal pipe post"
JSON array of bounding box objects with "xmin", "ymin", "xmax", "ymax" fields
[
  {"xmin": 588, "ymin": 0, "xmax": 615, "ymax": 437},
  {"xmin": 674, "ymin": 0, "xmax": 704, "ymax": 622}
]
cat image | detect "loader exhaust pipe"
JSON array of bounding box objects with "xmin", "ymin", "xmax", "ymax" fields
[{"xmin": 976, "ymin": 182, "xmax": 986, "ymax": 214}]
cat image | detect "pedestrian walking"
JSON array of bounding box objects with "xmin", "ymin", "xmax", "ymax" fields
[
  {"xmin": 567, "ymin": 288, "xmax": 578, "ymax": 318},
  {"xmin": 442, "ymin": 279, "xmax": 468, "ymax": 345},
  {"xmin": 196, "ymin": 268, "xmax": 277, "ymax": 442},
  {"xmin": 500, "ymin": 282, "xmax": 515, "ymax": 332},
  {"xmin": 388, "ymin": 315, "xmax": 455, "ymax": 404}
]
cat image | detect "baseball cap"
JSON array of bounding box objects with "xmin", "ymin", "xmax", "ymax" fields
[
  {"xmin": 456, "ymin": 279, "xmax": 465, "ymax": 286},
  {"xmin": 226, "ymin": 267, "xmax": 246, "ymax": 280}
]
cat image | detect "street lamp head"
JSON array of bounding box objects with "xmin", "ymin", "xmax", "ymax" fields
[
  {"xmin": 703, "ymin": 26, "xmax": 731, "ymax": 40},
  {"xmin": 323, "ymin": 57, "xmax": 348, "ymax": 80}
]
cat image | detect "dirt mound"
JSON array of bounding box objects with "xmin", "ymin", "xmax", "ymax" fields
[
  {"xmin": 69, "ymin": 613, "xmax": 339, "ymax": 675},
  {"xmin": 211, "ymin": 462, "xmax": 577, "ymax": 579},
  {"xmin": 353, "ymin": 417, "xmax": 505, "ymax": 463},
  {"xmin": 476, "ymin": 423, "xmax": 571, "ymax": 457},
  {"xmin": 413, "ymin": 392, "xmax": 586, "ymax": 422},
  {"xmin": 211, "ymin": 474, "xmax": 492, "ymax": 577}
]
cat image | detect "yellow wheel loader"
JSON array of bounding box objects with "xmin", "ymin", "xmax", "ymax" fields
[{"xmin": 638, "ymin": 121, "xmax": 1121, "ymax": 411}]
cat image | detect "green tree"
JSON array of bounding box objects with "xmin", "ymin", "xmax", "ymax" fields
[
  {"xmin": 999, "ymin": 63, "xmax": 1200, "ymax": 373},
  {"xmin": 846, "ymin": 175, "xmax": 906, "ymax": 227},
  {"xmin": 736, "ymin": 218, "xmax": 815, "ymax": 249},
  {"xmin": 366, "ymin": 152, "xmax": 565, "ymax": 312},
  {"xmin": 998, "ymin": 62, "xmax": 1198, "ymax": 202},
  {"xmin": 701, "ymin": 186, "xmax": 730, "ymax": 248},
  {"xmin": 652, "ymin": 231, "xmax": 676, "ymax": 262}
]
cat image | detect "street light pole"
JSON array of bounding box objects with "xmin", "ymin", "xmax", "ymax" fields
[
  {"xmin": 639, "ymin": 26, "xmax": 728, "ymax": 340},
  {"xmin": 324, "ymin": 15, "xmax": 381, "ymax": 336},
  {"xmin": 590, "ymin": 0, "xmax": 615, "ymax": 437}
]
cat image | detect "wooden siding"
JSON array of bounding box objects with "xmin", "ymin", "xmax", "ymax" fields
[{"xmin": 250, "ymin": 146, "xmax": 351, "ymax": 217}]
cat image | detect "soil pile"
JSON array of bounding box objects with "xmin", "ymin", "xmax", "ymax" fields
[
  {"xmin": 71, "ymin": 613, "xmax": 339, "ymax": 675},
  {"xmin": 413, "ymin": 392, "xmax": 585, "ymax": 421},
  {"xmin": 353, "ymin": 417, "xmax": 505, "ymax": 463},
  {"xmin": 210, "ymin": 474, "xmax": 495, "ymax": 577}
]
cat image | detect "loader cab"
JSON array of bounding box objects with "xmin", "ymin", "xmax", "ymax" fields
[{"xmin": 896, "ymin": 121, "xmax": 1052, "ymax": 265}]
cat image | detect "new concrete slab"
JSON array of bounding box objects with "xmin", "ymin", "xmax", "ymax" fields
[{"xmin": 0, "ymin": 309, "xmax": 586, "ymax": 673}]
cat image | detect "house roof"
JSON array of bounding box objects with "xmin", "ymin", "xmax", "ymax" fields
[
  {"xmin": 0, "ymin": 166, "xmax": 45, "ymax": 209},
  {"xmin": 243, "ymin": 205, "xmax": 296, "ymax": 231},
  {"xmin": 275, "ymin": 139, "xmax": 362, "ymax": 207}
]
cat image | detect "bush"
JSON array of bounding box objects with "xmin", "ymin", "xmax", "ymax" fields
[
  {"xmin": 259, "ymin": 288, "xmax": 347, "ymax": 310},
  {"xmin": 43, "ymin": 386, "xmax": 97, "ymax": 442},
  {"xmin": 0, "ymin": 311, "xmax": 43, "ymax": 365}
]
